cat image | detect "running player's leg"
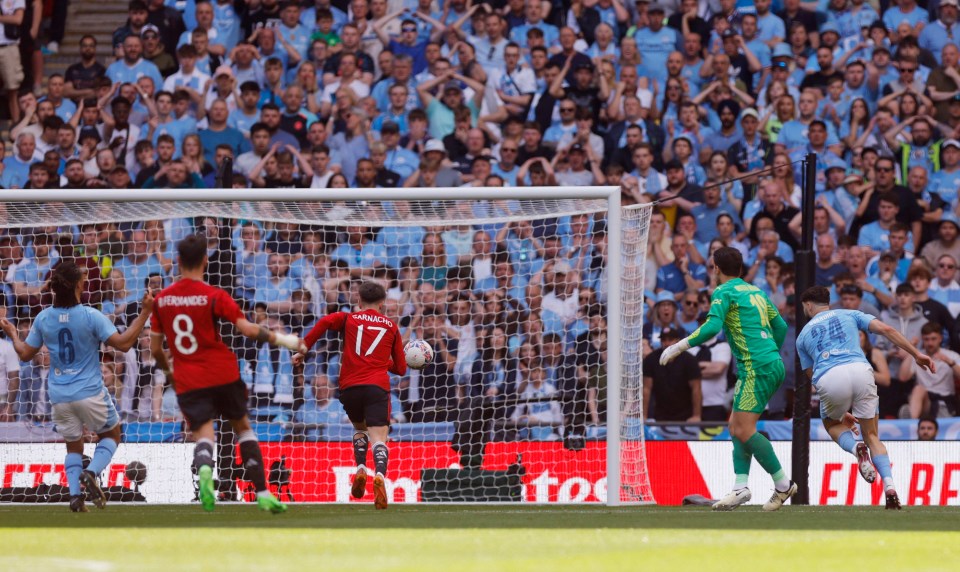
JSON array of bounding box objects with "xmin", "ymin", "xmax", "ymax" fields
[
  {"xmin": 228, "ymin": 415, "xmax": 287, "ymax": 513},
  {"xmin": 732, "ymin": 361, "xmax": 795, "ymax": 510},
  {"xmin": 731, "ymin": 364, "xmax": 791, "ymax": 491},
  {"xmin": 369, "ymin": 424, "xmax": 390, "ymax": 510},
  {"xmin": 53, "ymin": 401, "xmax": 90, "ymax": 512},
  {"xmin": 191, "ymin": 420, "xmax": 218, "ymax": 511},
  {"xmin": 352, "ymin": 422, "xmax": 370, "ymax": 469},
  {"xmin": 351, "ymin": 421, "xmax": 369, "ymax": 499},
  {"xmin": 69, "ymin": 390, "xmax": 120, "ymax": 509},
  {"xmin": 364, "ymin": 387, "xmax": 392, "ymax": 510},
  {"xmin": 818, "ymin": 364, "xmax": 860, "ymax": 456},
  {"xmin": 858, "ymin": 415, "xmax": 900, "ymax": 508},
  {"xmin": 80, "ymin": 423, "xmax": 122, "ymax": 510},
  {"xmin": 177, "ymin": 387, "xmax": 219, "ymax": 511},
  {"xmin": 64, "ymin": 439, "xmax": 87, "ymax": 512}
]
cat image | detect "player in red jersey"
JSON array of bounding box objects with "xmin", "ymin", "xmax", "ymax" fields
[
  {"xmin": 293, "ymin": 281, "xmax": 406, "ymax": 509},
  {"xmin": 150, "ymin": 234, "xmax": 305, "ymax": 513}
]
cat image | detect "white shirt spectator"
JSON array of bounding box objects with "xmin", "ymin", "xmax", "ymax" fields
[
  {"xmin": 906, "ymin": 348, "xmax": 960, "ymax": 397},
  {"xmin": 163, "ymin": 68, "xmax": 211, "ymax": 94},
  {"xmin": 318, "ymin": 79, "xmax": 371, "ymax": 107},
  {"xmin": 690, "ymin": 338, "xmax": 730, "ymax": 408},
  {"xmin": 0, "ymin": 337, "xmax": 20, "ymax": 403}
]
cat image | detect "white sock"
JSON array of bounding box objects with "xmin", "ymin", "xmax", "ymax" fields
[
  {"xmin": 774, "ymin": 477, "xmax": 792, "ymax": 492},
  {"xmin": 256, "ymin": 490, "xmax": 272, "ymax": 499}
]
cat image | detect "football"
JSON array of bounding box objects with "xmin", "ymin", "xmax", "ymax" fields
[{"xmin": 404, "ymin": 340, "xmax": 434, "ymax": 370}]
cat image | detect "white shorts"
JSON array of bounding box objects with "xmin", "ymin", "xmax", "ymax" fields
[
  {"xmin": 816, "ymin": 362, "xmax": 879, "ymax": 421},
  {"xmin": 52, "ymin": 388, "xmax": 120, "ymax": 442}
]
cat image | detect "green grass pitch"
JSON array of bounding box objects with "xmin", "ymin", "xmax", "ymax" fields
[{"xmin": 1, "ymin": 505, "xmax": 958, "ymax": 572}]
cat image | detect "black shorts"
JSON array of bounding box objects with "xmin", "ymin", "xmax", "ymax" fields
[
  {"xmin": 340, "ymin": 385, "xmax": 390, "ymax": 427},
  {"xmin": 177, "ymin": 380, "xmax": 249, "ymax": 430}
]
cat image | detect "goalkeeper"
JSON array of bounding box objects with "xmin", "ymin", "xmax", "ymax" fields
[{"xmin": 660, "ymin": 247, "xmax": 796, "ymax": 511}]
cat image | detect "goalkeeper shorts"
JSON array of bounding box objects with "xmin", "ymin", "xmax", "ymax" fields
[{"xmin": 732, "ymin": 359, "xmax": 785, "ymax": 414}]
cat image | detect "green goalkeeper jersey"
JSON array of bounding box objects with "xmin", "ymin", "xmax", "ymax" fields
[{"xmin": 687, "ymin": 278, "xmax": 788, "ymax": 374}]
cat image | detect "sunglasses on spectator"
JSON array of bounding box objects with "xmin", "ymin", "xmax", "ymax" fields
[
  {"xmin": 683, "ymin": 300, "xmax": 698, "ymax": 306},
  {"xmin": 900, "ymin": 67, "xmax": 917, "ymax": 73},
  {"xmin": 560, "ymin": 107, "xmax": 575, "ymax": 113},
  {"xmin": 875, "ymin": 166, "xmax": 894, "ymax": 172},
  {"xmin": 940, "ymin": 263, "xmax": 957, "ymax": 269}
]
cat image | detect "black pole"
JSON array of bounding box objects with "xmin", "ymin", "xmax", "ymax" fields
[
  {"xmin": 216, "ymin": 157, "xmax": 234, "ymax": 189},
  {"xmin": 792, "ymin": 153, "xmax": 817, "ymax": 505}
]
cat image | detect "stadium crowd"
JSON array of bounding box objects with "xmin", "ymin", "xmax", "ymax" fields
[{"xmin": 0, "ymin": 0, "xmax": 959, "ymax": 439}]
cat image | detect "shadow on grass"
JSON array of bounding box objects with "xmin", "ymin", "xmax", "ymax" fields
[{"xmin": 0, "ymin": 505, "xmax": 957, "ymax": 531}]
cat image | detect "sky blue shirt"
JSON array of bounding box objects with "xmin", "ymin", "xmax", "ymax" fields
[
  {"xmin": 331, "ymin": 242, "xmax": 388, "ymax": 270},
  {"xmin": 882, "ymin": 6, "xmax": 929, "ymax": 32},
  {"xmin": 632, "ymin": 27, "xmax": 679, "ymax": 87},
  {"xmin": 928, "ymin": 168, "xmax": 960, "ymax": 205},
  {"xmin": 113, "ymin": 255, "xmax": 166, "ymax": 303},
  {"xmin": 383, "ymin": 146, "xmax": 419, "ymax": 182},
  {"xmin": 26, "ymin": 305, "xmax": 118, "ymax": 404},
  {"xmin": 510, "ymin": 22, "xmax": 560, "ymax": 46},
  {"xmin": 797, "ymin": 309, "xmax": 875, "ymax": 386},
  {"xmin": 858, "ymin": 222, "xmax": 915, "ymax": 253},
  {"xmin": 756, "ymin": 13, "xmax": 786, "ymax": 44},
  {"xmin": 379, "ymin": 225, "xmax": 425, "ymax": 270},
  {"xmin": 106, "ymin": 59, "xmax": 164, "ymax": 92}
]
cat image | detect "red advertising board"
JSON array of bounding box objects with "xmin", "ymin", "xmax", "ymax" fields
[{"xmin": 2, "ymin": 441, "xmax": 958, "ymax": 505}]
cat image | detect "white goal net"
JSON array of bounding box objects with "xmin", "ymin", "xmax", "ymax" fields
[{"xmin": 0, "ymin": 189, "xmax": 653, "ymax": 505}]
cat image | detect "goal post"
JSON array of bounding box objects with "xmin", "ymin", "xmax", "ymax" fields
[{"xmin": 0, "ymin": 187, "xmax": 654, "ymax": 506}]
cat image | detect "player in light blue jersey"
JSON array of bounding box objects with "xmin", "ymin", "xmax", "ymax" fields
[
  {"xmin": 798, "ymin": 286, "xmax": 935, "ymax": 510},
  {"xmin": 1, "ymin": 262, "xmax": 154, "ymax": 512}
]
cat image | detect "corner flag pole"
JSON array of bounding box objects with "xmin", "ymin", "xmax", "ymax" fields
[{"xmin": 791, "ymin": 153, "xmax": 817, "ymax": 505}]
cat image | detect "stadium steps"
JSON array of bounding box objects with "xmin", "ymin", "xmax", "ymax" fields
[
  {"xmin": 58, "ymin": 0, "xmax": 130, "ymax": 67},
  {"xmin": 1, "ymin": 0, "xmax": 125, "ymax": 143}
]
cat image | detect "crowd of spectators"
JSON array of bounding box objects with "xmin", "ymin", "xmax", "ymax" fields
[{"xmin": 0, "ymin": 1, "xmax": 959, "ymax": 440}]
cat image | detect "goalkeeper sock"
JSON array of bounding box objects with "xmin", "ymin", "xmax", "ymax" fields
[
  {"xmin": 353, "ymin": 431, "xmax": 369, "ymax": 468},
  {"xmin": 86, "ymin": 438, "xmax": 118, "ymax": 476},
  {"xmin": 872, "ymin": 454, "xmax": 895, "ymax": 492},
  {"xmin": 372, "ymin": 441, "xmax": 388, "ymax": 477},
  {"xmin": 744, "ymin": 432, "xmax": 790, "ymax": 491},
  {"xmin": 732, "ymin": 438, "xmax": 751, "ymax": 489},
  {"xmin": 238, "ymin": 430, "xmax": 268, "ymax": 493},
  {"xmin": 65, "ymin": 453, "xmax": 83, "ymax": 496},
  {"xmin": 192, "ymin": 439, "xmax": 215, "ymax": 472},
  {"xmin": 837, "ymin": 431, "xmax": 857, "ymax": 455}
]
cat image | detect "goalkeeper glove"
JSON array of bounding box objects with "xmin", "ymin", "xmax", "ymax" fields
[{"xmin": 659, "ymin": 338, "xmax": 691, "ymax": 366}]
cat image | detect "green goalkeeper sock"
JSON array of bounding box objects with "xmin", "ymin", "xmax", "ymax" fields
[
  {"xmin": 732, "ymin": 438, "xmax": 751, "ymax": 489},
  {"xmin": 744, "ymin": 432, "xmax": 791, "ymax": 491}
]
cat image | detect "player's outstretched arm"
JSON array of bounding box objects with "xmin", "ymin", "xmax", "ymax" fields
[
  {"xmin": 235, "ymin": 318, "xmax": 306, "ymax": 354},
  {"xmin": 292, "ymin": 313, "xmax": 345, "ymax": 366},
  {"xmin": 105, "ymin": 290, "xmax": 156, "ymax": 352},
  {"xmin": 661, "ymin": 315, "xmax": 722, "ymax": 366},
  {"xmin": 0, "ymin": 319, "xmax": 40, "ymax": 362},
  {"xmin": 869, "ymin": 320, "xmax": 936, "ymax": 373}
]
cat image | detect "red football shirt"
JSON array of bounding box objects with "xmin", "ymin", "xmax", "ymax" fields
[
  {"xmin": 303, "ymin": 309, "xmax": 406, "ymax": 391},
  {"xmin": 150, "ymin": 278, "xmax": 245, "ymax": 394}
]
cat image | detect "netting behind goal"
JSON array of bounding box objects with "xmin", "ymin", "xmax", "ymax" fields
[{"xmin": 0, "ymin": 193, "xmax": 653, "ymax": 505}]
